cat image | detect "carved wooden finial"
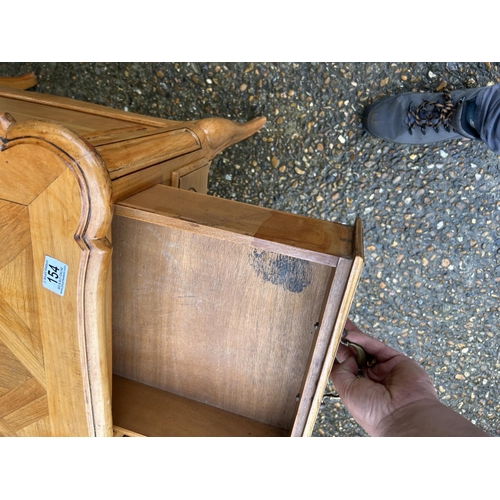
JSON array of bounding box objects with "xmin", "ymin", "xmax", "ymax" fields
[{"xmin": 195, "ymin": 116, "xmax": 267, "ymax": 155}]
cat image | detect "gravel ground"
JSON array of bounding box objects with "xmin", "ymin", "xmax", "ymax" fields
[{"xmin": 2, "ymin": 62, "xmax": 498, "ymax": 437}]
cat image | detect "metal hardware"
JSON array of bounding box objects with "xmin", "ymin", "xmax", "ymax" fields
[
  {"xmin": 322, "ymin": 329, "xmax": 378, "ymax": 404},
  {"xmin": 340, "ymin": 328, "xmax": 377, "ymax": 370}
]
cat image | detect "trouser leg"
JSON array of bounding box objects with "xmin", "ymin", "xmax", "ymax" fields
[{"xmin": 473, "ymin": 83, "xmax": 500, "ymax": 153}]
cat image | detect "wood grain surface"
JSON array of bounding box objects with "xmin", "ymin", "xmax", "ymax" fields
[{"xmin": 0, "ymin": 114, "xmax": 114, "ymax": 436}]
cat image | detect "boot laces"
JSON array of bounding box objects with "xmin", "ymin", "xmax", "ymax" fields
[{"xmin": 407, "ymin": 89, "xmax": 464, "ymax": 135}]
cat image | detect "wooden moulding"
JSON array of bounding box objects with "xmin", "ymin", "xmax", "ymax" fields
[
  {"xmin": 112, "ymin": 185, "xmax": 364, "ymax": 437},
  {"xmin": 0, "ymin": 113, "xmax": 114, "ymax": 436},
  {"xmin": 0, "ymin": 87, "xmax": 267, "ymax": 203},
  {"xmin": 0, "ymin": 86, "xmax": 266, "ymax": 156}
]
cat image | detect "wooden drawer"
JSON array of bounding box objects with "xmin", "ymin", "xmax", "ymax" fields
[
  {"xmin": 111, "ymin": 185, "xmax": 363, "ymax": 437},
  {"xmin": 170, "ymin": 161, "xmax": 210, "ymax": 194}
]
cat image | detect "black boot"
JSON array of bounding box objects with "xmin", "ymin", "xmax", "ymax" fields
[{"xmin": 362, "ymin": 87, "xmax": 482, "ymax": 145}]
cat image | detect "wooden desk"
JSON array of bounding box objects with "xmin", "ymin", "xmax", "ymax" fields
[{"xmin": 0, "ymin": 85, "xmax": 363, "ymax": 436}]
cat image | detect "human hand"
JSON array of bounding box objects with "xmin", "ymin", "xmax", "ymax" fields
[{"xmin": 330, "ymin": 319, "xmax": 440, "ymax": 436}]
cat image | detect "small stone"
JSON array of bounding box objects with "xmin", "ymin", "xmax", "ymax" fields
[
  {"xmin": 429, "ymin": 71, "xmax": 437, "ymax": 78},
  {"xmin": 441, "ymin": 258, "xmax": 451, "ymax": 268},
  {"xmin": 156, "ymin": 70, "xmax": 164, "ymax": 78},
  {"xmin": 455, "ymin": 374, "xmax": 465, "ymax": 380},
  {"xmin": 380, "ymin": 77, "xmax": 389, "ymax": 87},
  {"xmin": 436, "ymin": 81, "xmax": 447, "ymax": 91},
  {"xmin": 240, "ymin": 83, "xmax": 247, "ymax": 92},
  {"xmin": 295, "ymin": 167, "xmax": 305, "ymax": 175},
  {"xmin": 271, "ymin": 156, "xmax": 279, "ymax": 168},
  {"xmin": 338, "ymin": 135, "xmax": 345, "ymax": 144}
]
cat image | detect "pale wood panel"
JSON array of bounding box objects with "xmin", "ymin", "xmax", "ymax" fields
[
  {"xmin": 0, "ymin": 361, "xmax": 49, "ymax": 436},
  {"xmin": 0, "ymin": 340, "xmax": 32, "ymax": 396},
  {"xmin": 4, "ymin": 394, "xmax": 49, "ymax": 432},
  {"xmin": 0, "ymin": 144, "xmax": 66, "ymax": 205},
  {"xmin": 0, "ymin": 377, "xmax": 46, "ymax": 418},
  {"xmin": 113, "ymin": 376, "xmax": 288, "ymax": 437},
  {"xmin": 0, "ymin": 245, "xmax": 43, "ymax": 363},
  {"xmin": 28, "ymin": 168, "xmax": 89, "ymax": 436},
  {"xmin": 0, "ymin": 418, "xmax": 16, "ymax": 436},
  {"xmin": 0, "ymin": 198, "xmax": 25, "ymax": 226},
  {"xmin": 0, "ymin": 203, "xmax": 31, "ymax": 272},
  {"xmin": 116, "ymin": 185, "xmax": 353, "ymax": 266},
  {"xmin": 15, "ymin": 415, "xmax": 51, "ymax": 436},
  {"xmin": 0, "ymin": 189, "xmax": 50, "ymax": 435},
  {"xmin": 0, "ymin": 297, "xmax": 46, "ymax": 389},
  {"xmin": 112, "ymin": 216, "xmax": 331, "ymax": 430}
]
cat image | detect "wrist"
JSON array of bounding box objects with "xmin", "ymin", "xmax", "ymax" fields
[{"xmin": 376, "ymin": 399, "xmax": 488, "ymax": 437}]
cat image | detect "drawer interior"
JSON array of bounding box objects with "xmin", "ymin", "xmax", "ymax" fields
[{"xmin": 110, "ymin": 185, "xmax": 359, "ymax": 436}]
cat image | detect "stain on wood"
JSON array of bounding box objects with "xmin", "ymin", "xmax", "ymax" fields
[{"xmin": 249, "ymin": 249, "xmax": 312, "ymax": 293}]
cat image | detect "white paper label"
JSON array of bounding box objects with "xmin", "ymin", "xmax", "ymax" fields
[{"xmin": 42, "ymin": 255, "xmax": 68, "ymax": 296}]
